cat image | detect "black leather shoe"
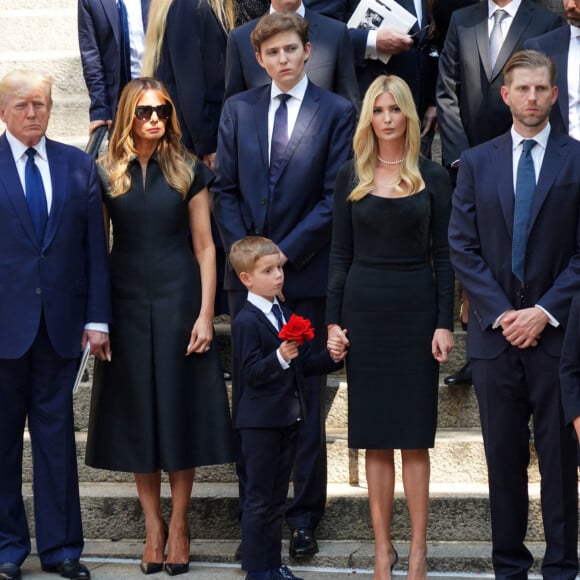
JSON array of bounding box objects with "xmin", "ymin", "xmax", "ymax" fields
[
  {"xmin": 289, "ymin": 528, "xmax": 318, "ymax": 557},
  {"xmin": 41, "ymin": 559, "xmax": 90, "ymax": 579},
  {"xmin": 444, "ymin": 361, "xmax": 472, "ymax": 385},
  {"xmin": 0, "ymin": 563, "xmax": 22, "ymax": 580},
  {"xmin": 278, "ymin": 565, "xmax": 304, "ymax": 579}
]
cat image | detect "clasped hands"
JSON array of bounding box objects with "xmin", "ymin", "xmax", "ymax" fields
[
  {"xmin": 499, "ymin": 306, "xmax": 548, "ymax": 349},
  {"xmin": 326, "ymin": 324, "xmax": 349, "ymax": 362}
]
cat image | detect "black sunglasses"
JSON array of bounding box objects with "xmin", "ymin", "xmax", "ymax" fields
[{"xmin": 134, "ymin": 103, "xmax": 172, "ymax": 121}]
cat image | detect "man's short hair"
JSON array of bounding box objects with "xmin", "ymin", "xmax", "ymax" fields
[
  {"xmin": 229, "ymin": 236, "xmax": 281, "ymax": 276},
  {"xmin": 250, "ymin": 12, "xmax": 309, "ymax": 54},
  {"xmin": 503, "ymin": 50, "xmax": 557, "ymax": 87},
  {"xmin": 0, "ymin": 70, "xmax": 53, "ymax": 108}
]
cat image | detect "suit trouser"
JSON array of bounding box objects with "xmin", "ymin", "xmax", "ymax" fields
[
  {"xmin": 0, "ymin": 318, "xmax": 83, "ymax": 566},
  {"xmin": 239, "ymin": 424, "xmax": 299, "ymax": 572},
  {"xmin": 472, "ymin": 347, "xmax": 578, "ymax": 580},
  {"xmin": 229, "ymin": 292, "xmax": 328, "ymax": 531}
]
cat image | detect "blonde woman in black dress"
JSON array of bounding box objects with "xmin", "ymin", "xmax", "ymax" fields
[{"xmin": 326, "ymin": 75, "xmax": 454, "ymax": 580}]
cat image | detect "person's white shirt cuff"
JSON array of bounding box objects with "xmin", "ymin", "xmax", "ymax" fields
[
  {"xmin": 535, "ymin": 304, "xmax": 559, "ymax": 327},
  {"xmin": 365, "ymin": 30, "xmax": 379, "ymax": 59},
  {"xmin": 84, "ymin": 322, "xmax": 109, "ymax": 333}
]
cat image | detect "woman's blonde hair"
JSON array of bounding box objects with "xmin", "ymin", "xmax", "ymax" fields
[
  {"xmin": 349, "ymin": 75, "xmax": 422, "ymax": 201},
  {"xmin": 142, "ymin": 0, "xmax": 235, "ymax": 76},
  {"xmin": 99, "ymin": 77, "xmax": 195, "ymax": 198}
]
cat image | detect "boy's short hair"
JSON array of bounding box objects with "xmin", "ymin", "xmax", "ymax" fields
[
  {"xmin": 229, "ymin": 236, "xmax": 281, "ymax": 276},
  {"xmin": 250, "ymin": 12, "xmax": 309, "ymax": 54}
]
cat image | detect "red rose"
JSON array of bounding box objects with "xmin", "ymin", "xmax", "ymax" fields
[{"xmin": 278, "ymin": 313, "xmax": 315, "ymax": 346}]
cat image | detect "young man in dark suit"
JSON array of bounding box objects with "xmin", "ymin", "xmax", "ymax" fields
[
  {"xmin": 448, "ymin": 50, "xmax": 580, "ymax": 580},
  {"xmin": 228, "ymin": 236, "xmax": 343, "ymax": 580},
  {"xmin": 224, "ymin": 0, "xmax": 360, "ymax": 109},
  {"xmin": 214, "ymin": 12, "xmax": 356, "ymax": 558},
  {"xmin": 0, "ymin": 70, "xmax": 112, "ymax": 580}
]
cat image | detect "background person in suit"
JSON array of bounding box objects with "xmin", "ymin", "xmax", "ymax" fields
[
  {"xmin": 0, "ymin": 69, "xmax": 111, "ymax": 580},
  {"xmin": 524, "ymin": 0, "xmax": 580, "ymax": 139},
  {"xmin": 214, "ymin": 12, "xmax": 357, "ymax": 558},
  {"xmin": 228, "ymin": 236, "xmax": 342, "ymax": 580},
  {"xmin": 436, "ymin": 0, "xmax": 562, "ymax": 169},
  {"xmin": 223, "ymin": 0, "xmax": 360, "ymax": 109},
  {"xmin": 560, "ymin": 292, "xmax": 580, "ymax": 445},
  {"xmin": 78, "ymin": 0, "xmax": 150, "ymax": 135},
  {"xmin": 448, "ymin": 50, "xmax": 580, "ymax": 580}
]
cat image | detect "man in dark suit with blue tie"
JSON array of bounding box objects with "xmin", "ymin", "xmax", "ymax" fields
[
  {"xmin": 0, "ymin": 70, "xmax": 112, "ymax": 580},
  {"xmin": 448, "ymin": 50, "xmax": 580, "ymax": 580},
  {"xmin": 223, "ymin": 0, "xmax": 360, "ymax": 109},
  {"xmin": 78, "ymin": 0, "xmax": 150, "ymax": 134},
  {"xmin": 214, "ymin": 12, "xmax": 356, "ymax": 559},
  {"xmin": 525, "ymin": 0, "xmax": 580, "ymax": 138}
]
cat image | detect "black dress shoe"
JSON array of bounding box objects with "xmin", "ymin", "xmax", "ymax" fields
[
  {"xmin": 444, "ymin": 361, "xmax": 472, "ymax": 385},
  {"xmin": 289, "ymin": 528, "xmax": 318, "ymax": 557},
  {"xmin": 0, "ymin": 563, "xmax": 22, "ymax": 580},
  {"xmin": 41, "ymin": 559, "xmax": 90, "ymax": 579},
  {"xmin": 278, "ymin": 565, "xmax": 304, "ymax": 579}
]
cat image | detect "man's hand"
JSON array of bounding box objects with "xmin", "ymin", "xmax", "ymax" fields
[
  {"xmin": 202, "ymin": 152, "xmax": 216, "ymax": 171},
  {"xmin": 82, "ymin": 329, "xmax": 111, "ymax": 361},
  {"xmin": 420, "ymin": 106, "xmax": 437, "ymax": 138},
  {"xmin": 89, "ymin": 119, "xmax": 112, "ymax": 135},
  {"xmin": 500, "ymin": 307, "xmax": 548, "ymax": 348},
  {"xmin": 375, "ymin": 29, "xmax": 413, "ymax": 55}
]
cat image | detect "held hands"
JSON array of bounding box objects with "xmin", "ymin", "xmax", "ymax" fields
[
  {"xmin": 432, "ymin": 328, "xmax": 454, "ymax": 362},
  {"xmin": 327, "ymin": 324, "xmax": 349, "ymax": 362},
  {"xmin": 186, "ymin": 314, "xmax": 213, "ymax": 355},
  {"xmin": 82, "ymin": 330, "xmax": 111, "ymax": 361},
  {"xmin": 279, "ymin": 340, "xmax": 299, "ymax": 362},
  {"xmin": 376, "ymin": 28, "xmax": 413, "ymax": 55},
  {"xmin": 500, "ymin": 307, "xmax": 548, "ymax": 349}
]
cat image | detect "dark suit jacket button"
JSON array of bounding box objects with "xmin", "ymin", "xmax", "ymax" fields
[
  {"xmin": 294, "ymin": 391, "xmax": 299, "ymax": 397},
  {"xmin": 254, "ymin": 228, "xmax": 261, "ymax": 234},
  {"xmin": 259, "ymin": 199, "xmax": 266, "ymax": 205},
  {"xmin": 35, "ymin": 288, "xmax": 41, "ymax": 294}
]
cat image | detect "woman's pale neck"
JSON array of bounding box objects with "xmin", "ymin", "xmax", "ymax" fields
[{"xmin": 376, "ymin": 143, "xmax": 406, "ymax": 164}]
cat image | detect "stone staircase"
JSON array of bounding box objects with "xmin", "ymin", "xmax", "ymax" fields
[{"xmin": 3, "ymin": 0, "xmax": 565, "ymax": 574}]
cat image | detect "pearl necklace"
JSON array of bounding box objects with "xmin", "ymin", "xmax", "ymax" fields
[{"xmin": 377, "ymin": 155, "xmax": 405, "ymax": 165}]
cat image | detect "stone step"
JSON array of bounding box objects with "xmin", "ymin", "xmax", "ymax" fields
[
  {"xmin": 26, "ymin": 428, "xmax": 534, "ymax": 486},
  {"xmin": 3, "ymin": 9, "xmax": 78, "ymax": 52},
  {"xmin": 3, "ymin": 0, "xmax": 72, "ymax": 10},
  {"xmin": 21, "ymin": 481, "xmax": 553, "ymax": 543}
]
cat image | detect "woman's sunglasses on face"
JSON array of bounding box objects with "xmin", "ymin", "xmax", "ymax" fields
[{"xmin": 134, "ymin": 103, "xmax": 172, "ymax": 121}]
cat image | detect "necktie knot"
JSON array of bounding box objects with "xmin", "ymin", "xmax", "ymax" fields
[
  {"xmin": 278, "ymin": 93, "xmax": 291, "ymax": 105},
  {"xmin": 26, "ymin": 147, "xmax": 37, "ymax": 161},
  {"xmin": 493, "ymin": 8, "xmax": 507, "ymax": 24},
  {"xmin": 522, "ymin": 139, "xmax": 536, "ymax": 155}
]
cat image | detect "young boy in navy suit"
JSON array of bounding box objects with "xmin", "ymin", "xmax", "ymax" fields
[{"xmin": 228, "ymin": 236, "xmax": 345, "ymax": 580}]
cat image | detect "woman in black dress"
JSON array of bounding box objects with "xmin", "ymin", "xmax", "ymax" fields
[
  {"xmin": 326, "ymin": 75, "xmax": 454, "ymax": 580},
  {"xmin": 85, "ymin": 78, "xmax": 232, "ymax": 576}
]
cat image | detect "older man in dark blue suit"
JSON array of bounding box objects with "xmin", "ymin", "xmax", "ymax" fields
[
  {"xmin": 78, "ymin": 0, "xmax": 150, "ymax": 134},
  {"xmin": 449, "ymin": 51, "xmax": 580, "ymax": 580},
  {"xmin": 0, "ymin": 70, "xmax": 111, "ymax": 580},
  {"xmin": 214, "ymin": 12, "xmax": 356, "ymax": 560}
]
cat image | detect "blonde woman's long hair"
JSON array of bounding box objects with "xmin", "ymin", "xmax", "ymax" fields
[
  {"xmin": 142, "ymin": 0, "xmax": 235, "ymax": 76},
  {"xmin": 99, "ymin": 77, "xmax": 195, "ymax": 198},
  {"xmin": 349, "ymin": 75, "xmax": 422, "ymax": 201}
]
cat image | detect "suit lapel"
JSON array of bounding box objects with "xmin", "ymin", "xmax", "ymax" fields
[
  {"xmin": 102, "ymin": 0, "xmax": 121, "ymax": 46},
  {"xmin": 528, "ymin": 131, "xmax": 566, "ymax": 234},
  {"xmin": 492, "ymin": 133, "xmax": 516, "ymax": 238},
  {"xmin": 474, "ymin": 6, "xmax": 493, "ymax": 81},
  {"xmin": 246, "ymin": 301, "xmax": 281, "ymax": 339},
  {"xmin": 0, "ymin": 134, "xmax": 38, "ymax": 245},
  {"xmin": 252, "ymin": 85, "xmax": 271, "ymax": 179},
  {"xmin": 270, "ymin": 82, "xmax": 320, "ymax": 185},
  {"xmin": 43, "ymin": 139, "xmax": 68, "ymax": 251},
  {"xmin": 141, "ymin": 0, "xmax": 150, "ymax": 28},
  {"xmin": 553, "ymin": 27, "xmax": 570, "ymax": 130}
]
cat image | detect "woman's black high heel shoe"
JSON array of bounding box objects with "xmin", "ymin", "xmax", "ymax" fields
[
  {"xmin": 140, "ymin": 521, "xmax": 168, "ymax": 575},
  {"xmin": 164, "ymin": 530, "xmax": 190, "ymax": 576}
]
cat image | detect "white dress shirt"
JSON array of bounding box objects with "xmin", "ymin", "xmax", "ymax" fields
[
  {"xmin": 268, "ymin": 74, "xmax": 308, "ymax": 163},
  {"xmin": 118, "ymin": 0, "xmax": 145, "ymax": 78},
  {"xmin": 247, "ymin": 292, "xmax": 290, "ymax": 368},
  {"xmin": 488, "ymin": 0, "xmax": 521, "ymax": 40}
]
